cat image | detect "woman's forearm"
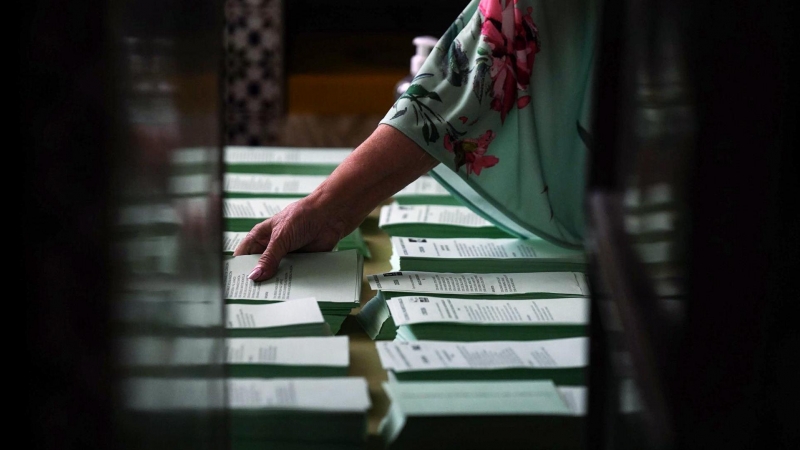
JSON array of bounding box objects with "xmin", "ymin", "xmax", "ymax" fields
[{"xmin": 304, "ymin": 124, "xmax": 439, "ymax": 235}]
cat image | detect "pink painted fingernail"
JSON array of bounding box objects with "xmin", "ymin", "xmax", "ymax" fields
[{"xmin": 248, "ymin": 267, "xmax": 263, "ymax": 281}]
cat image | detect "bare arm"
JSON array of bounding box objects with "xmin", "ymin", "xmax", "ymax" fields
[{"xmin": 233, "ymin": 124, "xmax": 438, "ymax": 281}]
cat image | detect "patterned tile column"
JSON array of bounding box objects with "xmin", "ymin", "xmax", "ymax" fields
[{"xmin": 224, "ymin": 0, "xmax": 284, "ymax": 146}]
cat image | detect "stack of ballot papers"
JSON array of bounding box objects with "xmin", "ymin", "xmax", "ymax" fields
[
  {"xmin": 226, "ymin": 298, "xmax": 332, "ymax": 337},
  {"xmin": 378, "ymin": 203, "xmax": 515, "ymax": 238},
  {"xmin": 224, "ymin": 173, "xmax": 328, "ymax": 198},
  {"xmin": 223, "ymin": 199, "xmax": 370, "ymax": 258},
  {"xmin": 390, "ymin": 236, "xmax": 587, "ymax": 273},
  {"xmin": 375, "ymin": 338, "xmax": 587, "ymax": 385},
  {"xmin": 224, "ymin": 250, "xmax": 363, "ymax": 334},
  {"xmin": 223, "ymin": 198, "xmax": 297, "ymax": 232},
  {"xmin": 385, "ymin": 296, "xmax": 588, "ymax": 342},
  {"xmin": 120, "ymin": 376, "xmax": 371, "ymax": 450},
  {"xmin": 229, "ymin": 377, "xmax": 372, "ymax": 450},
  {"xmin": 379, "ymin": 380, "xmax": 586, "ymax": 450},
  {"xmin": 224, "ymin": 146, "xmax": 352, "ymax": 175},
  {"xmin": 357, "ymin": 270, "xmax": 590, "ymax": 340},
  {"xmin": 391, "ymin": 175, "xmax": 459, "ymax": 205},
  {"xmin": 226, "ymin": 336, "xmax": 349, "ymax": 378},
  {"xmin": 224, "ymin": 172, "xmax": 453, "ymax": 203}
]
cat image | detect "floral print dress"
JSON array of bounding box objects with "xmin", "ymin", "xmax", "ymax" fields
[{"xmin": 381, "ymin": 0, "xmax": 599, "ymax": 249}]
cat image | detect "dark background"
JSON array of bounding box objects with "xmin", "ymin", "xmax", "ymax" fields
[{"xmin": 23, "ymin": 0, "xmax": 796, "ymax": 449}]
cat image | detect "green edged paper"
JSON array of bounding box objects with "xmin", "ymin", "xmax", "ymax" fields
[
  {"xmin": 379, "ymin": 380, "xmax": 585, "ymax": 450},
  {"xmin": 390, "ymin": 236, "xmax": 586, "ymax": 273},
  {"xmin": 387, "ymin": 296, "xmax": 588, "ymax": 342},
  {"xmin": 225, "ymin": 299, "xmax": 332, "ymax": 338},
  {"xmin": 229, "ymin": 377, "xmax": 370, "ymax": 444},
  {"xmin": 224, "ymin": 251, "xmax": 363, "ymax": 335},
  {"xmin": 223, "ymin": 173, "xmax": 327, "ymax": 198},
  {"xmin": 378, "ymin": 203, "xmax": 515, "ymax": 238},
  {"xmin": 224, "ymin": 146, "xmax": 351, "ymax": 175},
  {"xmin": 357, "ymin": 270, "xmax": 590, "ymax": 340},
  {"xmin": 226, "ymin": 336, "xmax": 349, "ymax": 378},
  {"xmin": 376, "ymin": 338, "xmax": 587, "ymax": 385}
]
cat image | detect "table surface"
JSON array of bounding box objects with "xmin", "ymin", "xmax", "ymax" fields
[{"xmin": 342, "ymin": 209, "xmax": 395, "ymax": 447}]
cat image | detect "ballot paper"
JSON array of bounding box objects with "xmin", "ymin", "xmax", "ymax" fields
[
  {"xmin": 368, "ymin": 270, "xmax": 589, "ymax": 297},
  {"xmin": 386, "ymin": 296, "xmax": 588, "ymax": 342},
  {"xmin": 229, "ymin": 377, "xmax": 370, "ymax": 412},
  {"xmin": 122, "ymin": 376, "xmax": 371, "ymax": 442},
  {"xmin": 378, "ymin": 203, "xmax": 514, "ymax": 238},
  {"xmin": 224, "ymin": 250, "xmax": 363, "ymax": 334},
  {"xmin": 358, "ymin": 271, "xmax": 590, "ymax": 340},
  {"xmin": 375, "ymin": 338, "xmax": 587, "ymax": 385},
  {"xmin": 229, "ymin": 377, "xmax": 371, "ymax": 445},
  {"xmin": 379, "ymin": 380, "xmax": 585, "ymax": 449},
  {"xmin": 226, "ymin": 336, "xmax": 349, "ymax": 378},
  {"xmin": 225, "ymin": 298, "xmax": 331, "ymax": 337},
  {"xmin": 224, "ymin": 173, "xmax": 327, "ymax": 197},
  {"xmin": 390, "ymin": 236, "xmax": 586, "ymax": 273},
  {"xmin": 223, "ymin": 198, "xmax": 297, "ymax": 231},
  {"xmin": 224, "ymin": 146, "xmax": 352, "ymax": 175},
  {"xmin": 224, "ymin": 232, "xmax": 247, "ymax": 254}
]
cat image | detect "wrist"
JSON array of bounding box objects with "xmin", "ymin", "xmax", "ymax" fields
[{"xmin": 304, "ymin": 125, "xmax": 439, "ymax": 238}]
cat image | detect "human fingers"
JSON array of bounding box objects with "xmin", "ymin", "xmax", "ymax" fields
[
  {"xmin": 232, "ymin": 219, "xmax": 273, "ymax": 256},
  {"xmin": 247, "ymin": 222, "xmax": 295, "ymax": 281}
]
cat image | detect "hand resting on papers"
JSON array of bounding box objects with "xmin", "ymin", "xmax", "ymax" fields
[{"xmin": 233, "ymin": 125, "xmax": 438, "ymax": 282}]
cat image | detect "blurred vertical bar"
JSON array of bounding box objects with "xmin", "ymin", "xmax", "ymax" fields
[
  {"xmin": 23, "ymin": 1, "xmax": 227, "ymax": 449},
  {"xmin": 224, "ymin": 0, "xmax": 285, "ymax": 145}
]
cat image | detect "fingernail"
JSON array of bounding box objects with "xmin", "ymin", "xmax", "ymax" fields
[{"xmin": 248, "ymin": 267, "xmax": 263, "ymax": 281}]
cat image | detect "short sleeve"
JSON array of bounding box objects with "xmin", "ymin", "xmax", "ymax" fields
[{"xmin": 380, "ymin": 0, "xmax": 599, "ymax": 249}]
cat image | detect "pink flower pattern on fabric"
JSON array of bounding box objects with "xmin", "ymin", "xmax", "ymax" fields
[
  {"xmin": 444, "ymin": 130, "xmax": 500, "ymax": 176},
  {"xmin": 479, "ymin": 0, "xmax": 540, "ymax": 123}
]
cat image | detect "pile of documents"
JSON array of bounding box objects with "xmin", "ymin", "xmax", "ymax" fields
[
  {"xmin": 357, "ymin": 270, "xmax": 590, "ymax": 340},
  {"xmin": 390, "ymin": 236, "xmax": 587, "ymax": 273},
  {"xmin": 378, "ymin": 203, "xmax": 515, "ymax": 238},
  {"xmin": 229, "ymin": 377, "xmax": 371, "ymax": 450},
  {"xmin": 376, "ymin": 338, "xmax": 587, "ymax": 385},
  {"xmin": 224, "ymin": 146, "xmax": 350, "ymax": 175},
  {"xmin": 218, "ymin": 229, "xmax": 371, "ymax": 449},
  {"xmin": 226, "ymin": 335, "xmax": 349, "ymax": 379},
  {"xmin": 384, "ymin": 296, "xmax": 588, "ymax": 342},
  {"xmin": 362, "ymin": 195, "xmax": 591, "ymax": 449},
  {"xmin": 224, "ymin": 250, "xmax": 363, "ymax": 335},
  {"xmin": 120, "ymin": 377, "xmax": 371, "ymax": 450},
  {"xmin": 224, "ymin": 173, "xmax": 328, "ymax": 198},
  {"xmin": 379, "ymin": 380, "xmax": 586, "ymax": 450},
  {"xmin": 362, "ymin": 271, "xmax": 591, "ymax": 448},
  {"xmin": 226, "ymin": 298, "xmax": 332, "ymax": 337},
  {"xmin": 223, "ymin": 198, "xmax": 298, "ymax": 232}
]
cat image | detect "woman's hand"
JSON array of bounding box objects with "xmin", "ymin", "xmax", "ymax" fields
[
  {"xmin": 232, "ymin": 195, "xmax": 349, "ymax": 281},
  {"xmin": 232, "ymin": 125, "xmax": 439, "ymax": 282}
]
